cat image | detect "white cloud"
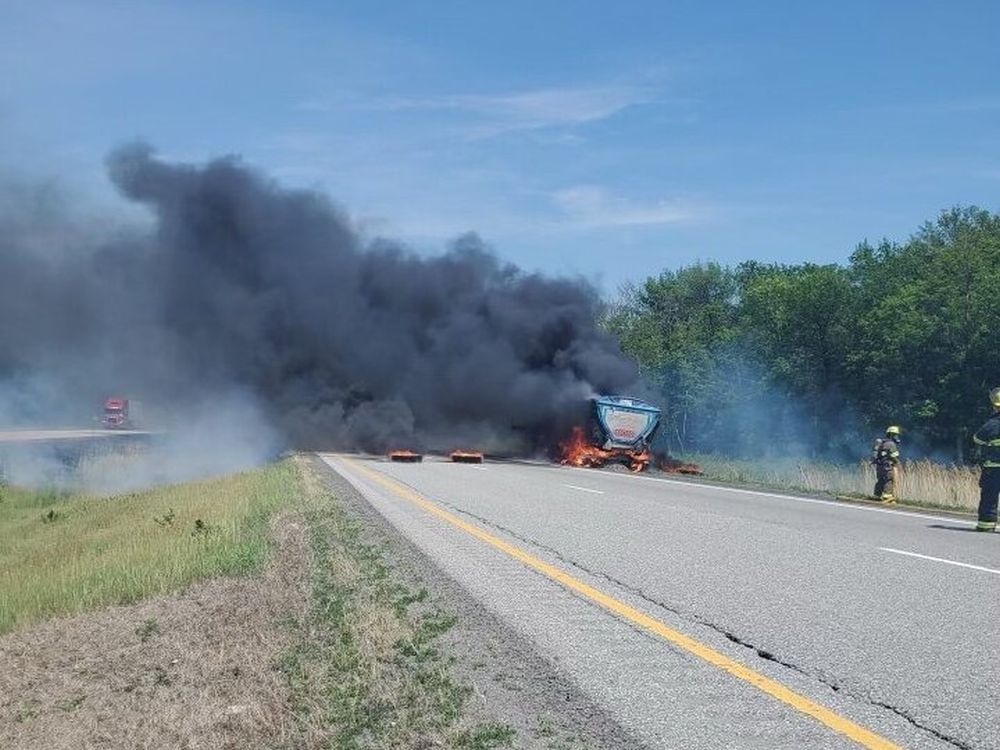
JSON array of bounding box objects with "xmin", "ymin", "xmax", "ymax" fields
[
  {"xmin": 378, "ymin": 84, "xmax": 653, "ymax": 137},
  {"xmin": 552, "ymin": 185, "xmax": 699, "ymax": 228}
]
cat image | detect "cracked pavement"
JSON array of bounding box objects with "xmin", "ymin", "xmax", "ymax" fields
[{"xmin": 321, "ymin": 454, "xmax": 998, "ymax": 749}]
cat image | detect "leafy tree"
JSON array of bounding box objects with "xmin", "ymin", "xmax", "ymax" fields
[
  {"xmin": 604, "ymin": 263, "xmax": 740, "ymax": 453},
  {"xmin": 849, "ymin": 207, "xmax": 1000, "ymax": 458},
  {"xmin": 607, "ymin": 206, "xmax": 1000, "ymax": 461}
]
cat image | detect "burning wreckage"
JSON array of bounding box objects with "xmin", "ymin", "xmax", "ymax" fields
[
  {"xmin": 388, "ymin": 396, "xmax": 699, "ymax": 474},
  {"xmin": 388, "ymin": 449, "xmax": 424, "ymax": 463},
  {"xmin": 387, "ymin": 449, "xmax": 484, "ymax": 463},
  {"xmin": 560, "ymin": 396, "xmax": 701, "ymax": 475},
  {"xmin": 560, "ymin": 396, "xmax": 660, "ymax": 472}
]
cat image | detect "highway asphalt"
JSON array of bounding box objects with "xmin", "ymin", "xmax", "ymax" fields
[{"xmin": 321, "ymin": 454, "xmax": 999, "ymax": 750}]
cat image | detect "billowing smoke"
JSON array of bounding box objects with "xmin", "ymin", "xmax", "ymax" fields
[{"xmin": 0, "ymin": 145, "xmax": 640, "ymax": 464}]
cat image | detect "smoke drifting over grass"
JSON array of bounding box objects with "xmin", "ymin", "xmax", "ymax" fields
[
  {"xmin": 0, "ymin": 395, "xmax": 280, "ymax": 493},
  {"xmin": 0, "ymin": 144, "xmax": 640, "ymax": 484}
]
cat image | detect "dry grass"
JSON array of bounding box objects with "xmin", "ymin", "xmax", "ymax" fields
[
  {"xmin": 0, "ymin": 509, "xmax": 311, "ymax": 750},
  {"xmin": 0, "ymin": 462, "xmax": 295, "ymax": 634},
  {"xmin": 685, "ymin": 455, "xmax": 979, "ymax": 511}
]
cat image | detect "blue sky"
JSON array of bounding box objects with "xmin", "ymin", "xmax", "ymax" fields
[{"xmin": 2, "ymin": 0, "xmax": 998, "ymax": 292}]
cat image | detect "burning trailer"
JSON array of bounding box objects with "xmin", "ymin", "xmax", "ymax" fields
[{"xmin": 561, "ymin": 396, "xmax": 661, "ymax": 473}]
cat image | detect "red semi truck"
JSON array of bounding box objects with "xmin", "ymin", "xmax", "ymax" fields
[{"xmin": 101, "ymin": 397, "xmax": 141, "ymax": 429}]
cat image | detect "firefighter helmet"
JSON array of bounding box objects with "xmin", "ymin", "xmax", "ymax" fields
[
  {"xmin": 885, "ymin": 425, "xmax": 901, "ymax": 436},
  {"xmin": 990, "ymin": 387, "xmax": 1000, "ymax": 408}
]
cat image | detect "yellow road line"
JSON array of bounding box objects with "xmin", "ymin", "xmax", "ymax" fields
[{"xmin": 343, "ymin": 458, "xmax": 902, "ymax": 750}]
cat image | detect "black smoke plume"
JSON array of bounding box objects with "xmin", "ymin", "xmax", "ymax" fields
[{"xmin": 0, "ymin": 145, "xmax": 640, "ymax": 455}]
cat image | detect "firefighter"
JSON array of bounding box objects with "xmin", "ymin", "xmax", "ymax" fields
[
  {"xmin": 971, "ymin": 387, "xmax": 1000, "ymax": 532},
  {"xmin": 871, "ymin": 426, "xmax": 901, "ymax": 503}
]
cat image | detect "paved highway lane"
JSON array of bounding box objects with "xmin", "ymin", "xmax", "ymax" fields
[{"xmin": 321, "ymin": 454, "xmax": 999, "ymax": 749}]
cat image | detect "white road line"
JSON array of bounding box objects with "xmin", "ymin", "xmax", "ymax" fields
[
  {"xmin": 879, "ymin": 547, "xmax": 1000, "ymax": 576},
  {"xmin": 562, "ymin": 483, "xmax": 604, "ymax": 495},
  {"xmin": 559, "ymin": 464, "xmax": 976, "ymax": 526}
]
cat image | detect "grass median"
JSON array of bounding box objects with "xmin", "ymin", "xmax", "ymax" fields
[{"xmin": 0, "ymin": 461, "xmax": 295, "ymax": 634}]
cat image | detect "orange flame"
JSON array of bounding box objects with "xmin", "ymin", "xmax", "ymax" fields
[
  {"xmin": 388, "ymin": 449, "xmax": 423, "ymax": 462},
  {"xmin": 450, "ymin": 450, "xmax": 484, "ymax": 463},
  {"xmin": 558, "ymin": 426, "xmax": 650, "ymax": 472}
]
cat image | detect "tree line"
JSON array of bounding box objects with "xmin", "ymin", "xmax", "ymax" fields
[{"xmin": 604, "ymin": 206, "xmax": 1000, "ymax": 462}]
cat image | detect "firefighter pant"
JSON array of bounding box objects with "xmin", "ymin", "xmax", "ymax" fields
[
  {"xmin": 978, "ymin": 466, "xmax": 1000, "ymax": 526},
  {"xmin": 874, "ymin": 463, "xmax": 895, "ymax": 500}
]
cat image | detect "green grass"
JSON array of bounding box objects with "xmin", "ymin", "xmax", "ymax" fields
[
  {"xmin": 679, "ymin": 454, "xmax": 979, "ymax": 511},
  {"xmin": 0, "ymin": 460, "xmax": 296, "ymax": 634},
  {"xmin": 453, "ymin": 723, "xmax": 517, "ymax": 749}
]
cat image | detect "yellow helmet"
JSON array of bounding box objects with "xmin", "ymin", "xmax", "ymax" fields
[
  {"xmin": 885, "ymin": 425, "xmax": 901, "ymax": 436},
  {"xmin": 990, "ymin": 387, "xmax": 1000, "ymax": 408}
]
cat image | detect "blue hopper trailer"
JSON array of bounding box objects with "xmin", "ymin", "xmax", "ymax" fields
[{"xmin": 562, "ymin": 395, "xmax": 662, "ymax": 472}]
